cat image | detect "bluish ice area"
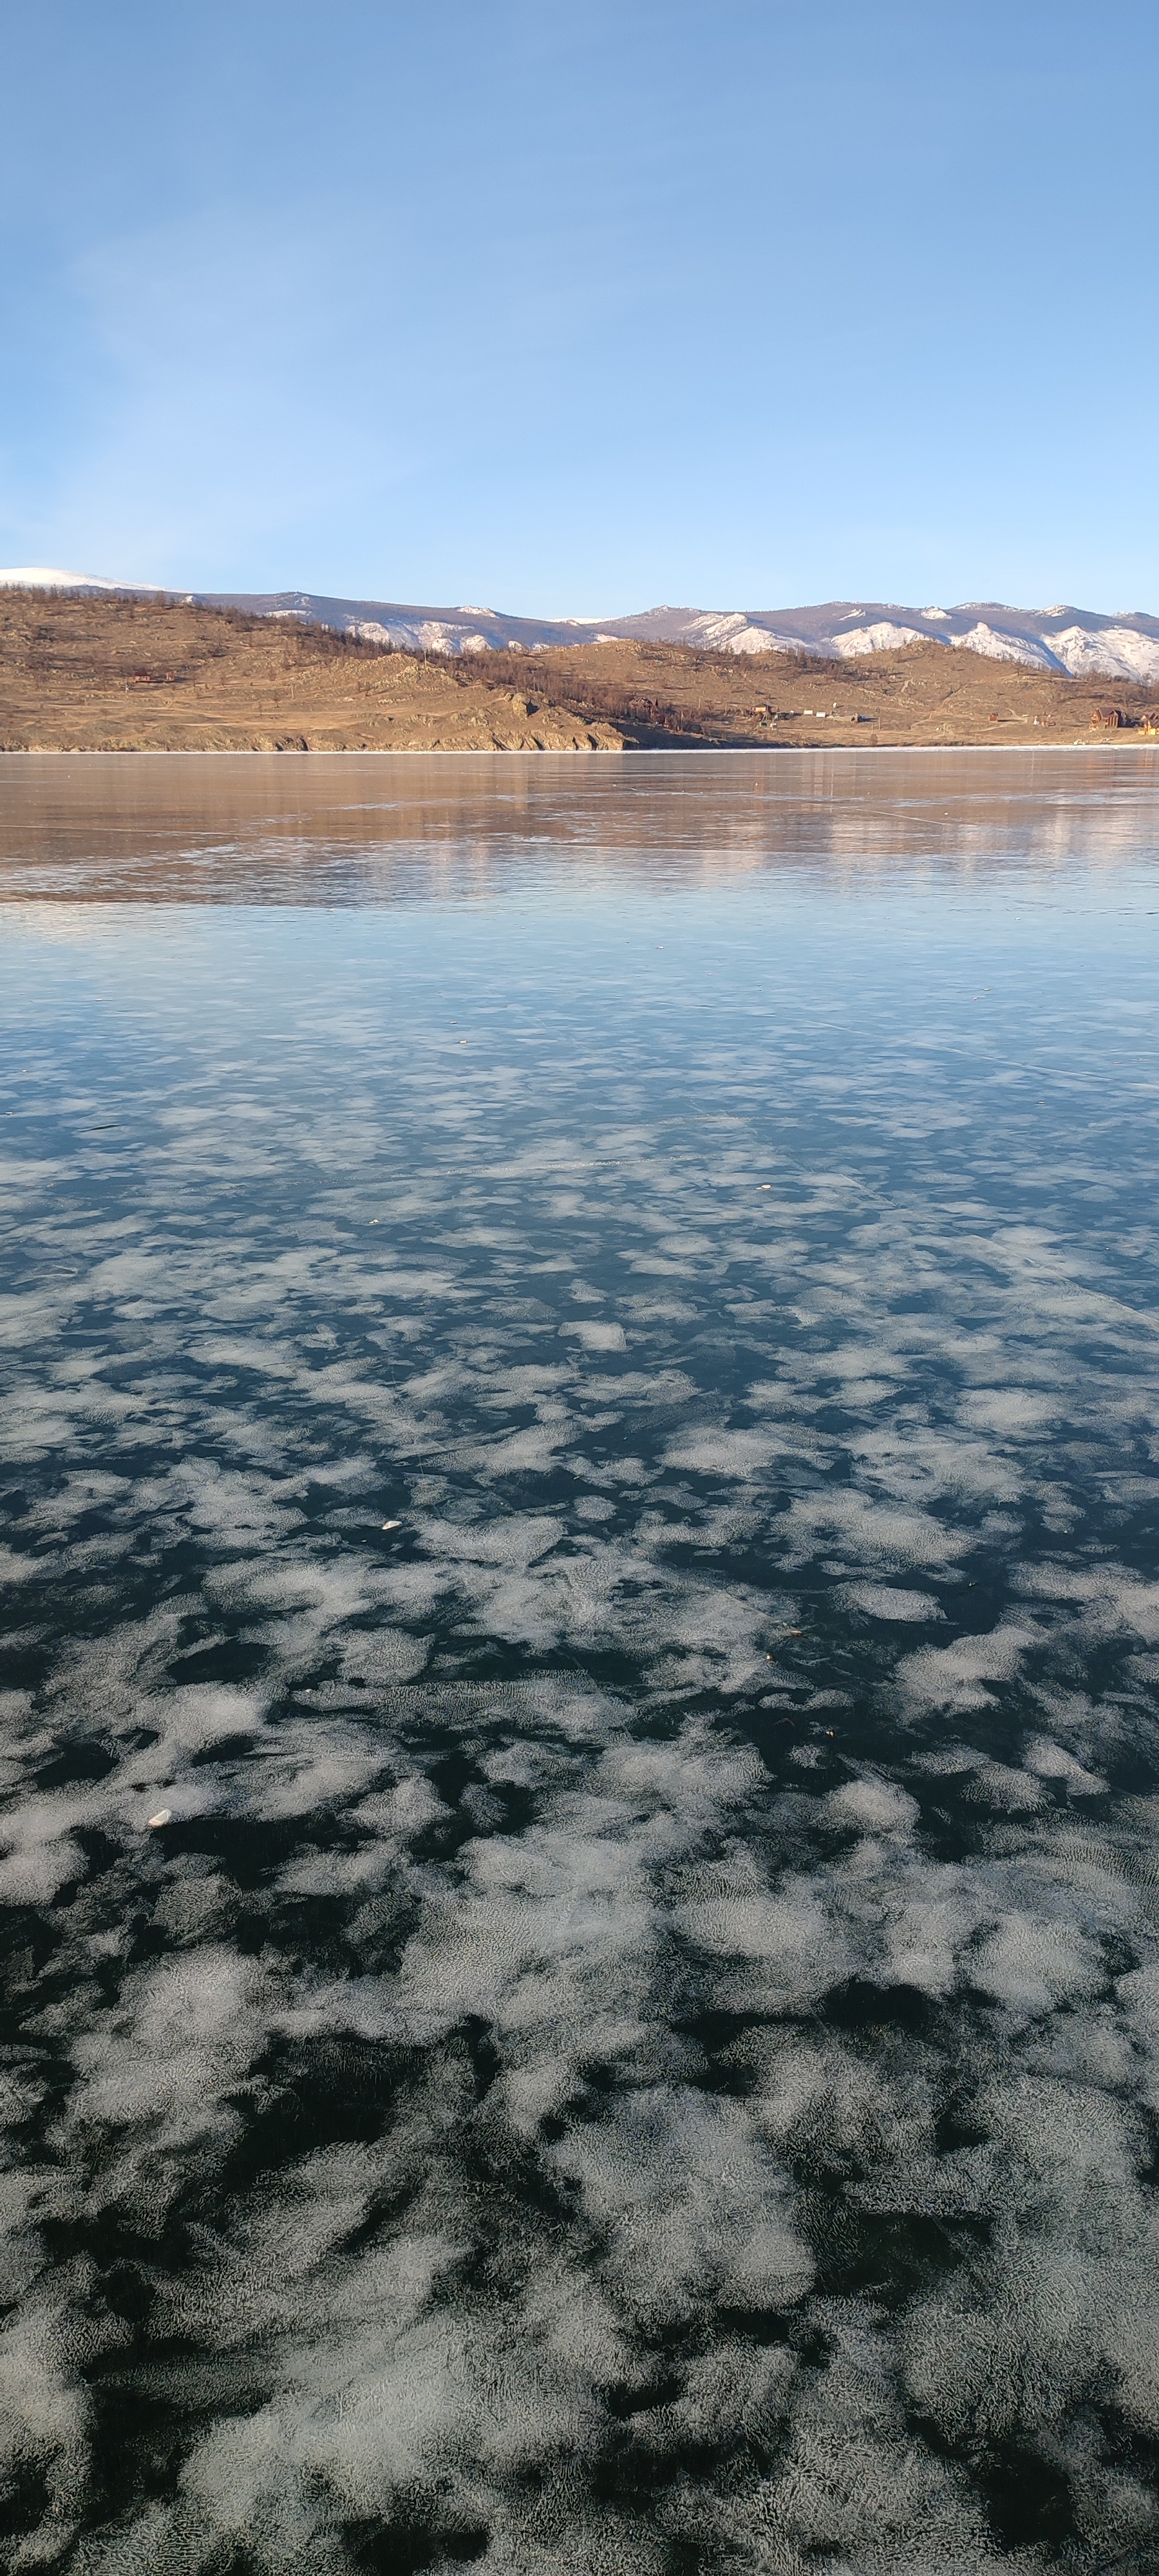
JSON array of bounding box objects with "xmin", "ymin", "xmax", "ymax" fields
[{"xmin": 2, "ymin": 748, "xmax": 1159, "ymax": 2575}]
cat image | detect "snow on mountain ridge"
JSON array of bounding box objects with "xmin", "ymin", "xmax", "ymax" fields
[
  {"xmin": 950, "ymin": 623, "xmax": 1061, "ymax": 670},
  {"xmin": 832, "ymin": 621, "xmax": 928, "ymax": 657},
  {"xmin": 1049, "ymin": 625, "xmax": 1159, "ymax": 683},
  {"xmin": 0, "ymin": 566, "xmax": 158, "ymax": 592},
  {"xmin": 2, "ymin": 570, "xmax": 1157, "ymax": 682}
]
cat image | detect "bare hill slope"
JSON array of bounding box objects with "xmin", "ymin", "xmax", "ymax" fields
[
  {"xmin": 455, "ymin": 636, "xmax": 1159, "ymax": 748},
  {"xmin": 5, "ymin": 569, "xmax": 1159, "ymax": 682},
  {"xmin": 0, "ymin": 590, "xmax": 622, "ymax": 753},
  {"xmin": 2, "ymin": 590, "xmax": 1156, "ymax": 752}
]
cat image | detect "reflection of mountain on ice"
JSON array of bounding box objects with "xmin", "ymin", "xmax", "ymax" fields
[{"xmin": 3, "ymin": 568, "xmax": 1158, "ymax": 683}]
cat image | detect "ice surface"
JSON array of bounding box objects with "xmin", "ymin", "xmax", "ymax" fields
[{"xmin": 1, "ymin": 750, "xmax": 1158, "ymax": 2572}]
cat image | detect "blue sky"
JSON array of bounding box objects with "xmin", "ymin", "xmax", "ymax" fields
[{"xmin": 2, "ymin": 0, "xmax": 1155, "ymax": 615}]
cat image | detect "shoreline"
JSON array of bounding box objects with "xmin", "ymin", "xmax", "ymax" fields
[{"xmin": 1, "ymin": 741, "xmax": 1156, "ymax": 759}]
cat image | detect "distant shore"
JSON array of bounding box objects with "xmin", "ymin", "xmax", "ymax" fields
[{"xmin": 3, "ymin": 587, "xmax": 1156, "ymax": 755}]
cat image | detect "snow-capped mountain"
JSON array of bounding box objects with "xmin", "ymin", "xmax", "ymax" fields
[
  {"xmin": 0, "ymin": 565, "xmax": 158, "ymax": 596},
  {"xmin": 3, "ymin": 569, "xmax": 1158, "ymax": 684}
]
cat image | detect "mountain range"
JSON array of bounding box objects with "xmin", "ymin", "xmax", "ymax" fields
[{"xmin": 4, "ymin": 568, "xmax": 1158, "ymax": 684}]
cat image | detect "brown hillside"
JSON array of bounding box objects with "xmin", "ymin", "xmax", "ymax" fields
[
  {"xmin": 475, "ymin": 636, "xmax": 1159, "ymax": 748},
  {"xmin": 2, "ymin": 588, "xmax": 1158, "ymax": 752},
  {"xmin": 0, "ymin": 590, "xmax": 622, "ymax": 752}
]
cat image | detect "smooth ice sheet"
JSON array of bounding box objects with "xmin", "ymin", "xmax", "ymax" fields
[{"xmin": 1, "ymin": 748, "xmax": 1158, "ymax": 2574}]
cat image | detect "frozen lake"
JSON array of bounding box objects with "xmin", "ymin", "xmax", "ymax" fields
[{"xmin": 2, "ymin": 748, "xmax": 1158, "ymax": 2574}]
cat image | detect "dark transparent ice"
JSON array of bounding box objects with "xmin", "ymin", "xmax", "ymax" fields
[{"xmin": 1, "ymin": 748, "xmax": 1158, "ymax": 2574}]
